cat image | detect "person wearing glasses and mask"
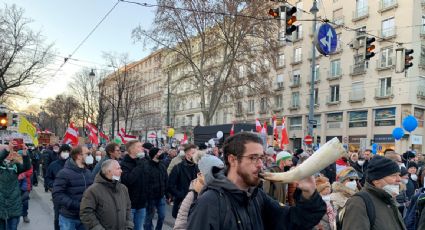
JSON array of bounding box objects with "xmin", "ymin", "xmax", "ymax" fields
[
  {"xmin": 92, "ymin": 142, "xmax": 120, "ymax": 176},
  {"xmin": 330, "ymin": 167, "xmax": 359, "ymax": 218},
  {"xmin": 187, "ymin": 132, "xmax": 326, "ymax": 230}
]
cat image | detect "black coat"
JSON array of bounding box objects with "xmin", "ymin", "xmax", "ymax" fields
[
  {"xmin": 45, "ymin": 159, "xmax": 66, "ymax": 189},
  {"xmin": 52, "ymin": 159, "xmax": 94, "ymax": 219},
  {"xmin": 321, "ymin": 163, "xmax": 336, "ymax": 184},
  {"xmin": 144, "ymin": 160, "xmax": 168, "ymax": 200},
  {"xmin": 120, "ymin": 154, "xmax": 148, "ymax": 209}
]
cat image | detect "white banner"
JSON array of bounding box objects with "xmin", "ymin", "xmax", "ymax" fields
[{"xmin": 412, "ymin": 135, "xmax": 423, "ymax": 145}]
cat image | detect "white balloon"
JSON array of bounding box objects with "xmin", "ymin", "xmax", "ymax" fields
[
  {"xmin": 217, "ymin": 131, "xmax": 224, "ymax": 139},
  {"xmin": 208, "ymin": 139, "xmax": 215, "ymax": 147}
]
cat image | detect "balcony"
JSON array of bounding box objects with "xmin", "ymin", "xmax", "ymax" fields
[
  {"xmin": 235, "ymin": 111, "xmax": 243, "ymax": 117},
  {"xmin": 305, "ymin": 98, "xmax": 320, "ymax": 108},
  {"xmin": 418, "ymin": 86, "xmax": 425, "ymax": 99},
  {"xmin": 379, "ymin": 27, "xmax": 397, "ymax": 39},
  {"xmin": 274, "ymin": 82, "xmax": 284, "ymax": 91},
  {"xmin": 326, "ymin": 95, "xmax": 341, "ymax": 105},
  {"xmin": 332, "ymin": 16, "xmax": 344, "ymax": 28},
  {"xmin": 376, "ymin": 58, "xmax": 394, "ymax": 70},
  {"xmin": 378, "ymin": 0, "xmax": 398, "ymax": 13},
  {"xmin": 272, "ymin": 107, "xmax": 283, "ymax": 113},
  {"xmin": 349, "ymin": 90, "xmax": 365, "ymax": 102},
  {"xmin": 375, "ymin": 87, "xmax": 394, "ymax": 99},
  {"xmin": 289, "ymin": 102, "xmax": 300, "ymax": 110},
  {"xmin": 291, "ymin": 55, "xmax": 303, "ymax": 65},
  {"xmin": 327, "ymin": 70, "xmax": 342, "ymax": 81},
  {"xmin": 350, "ymin": 63, "xmax": 366, "ymax": 76},
  {"xmin": 289, "ymin": 81, "xmax": 301, "ymax": 88},
  {"xmin": 352, "ymin": 6, "xmax": 369, "ymax": 22},
  {"xmin": 307, "ymin": 75, "xmax": 320, "ymax": 85}
]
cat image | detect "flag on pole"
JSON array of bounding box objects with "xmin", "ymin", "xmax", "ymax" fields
[
  {"xmin": 99, "ymin": 131, "xmax": 109, "ymax": 142},
  {"xmin": 255, "ymin": 118, "xmax": 262, "ymax": 133},
  {"xmin": 18, "ymin": 116, "xmax": 39, "ymax": 146},
  {"xmin": 280, "ymin": 117, "xmax": 289, "ymax": 148},
  {"xmin": 230, "ymin": 122, "xmax": 235, "ymax": 136},
  {"xmin": 272, "ymin": 115, "xmax": 278, "ymax": 141},
  {"xmin": 63, "ymin": 122, "xmax": 79, "ymax": 146},
  {"xmin": 118, "ymin": 128, "xmax": 137, "ymax": 144},
  {"xmin": 261, "ymin": 121, "xmax": 267, "ymax": 135},
  {"xmin": 85, "ymin": 123, "xmax": 99, "ymax": 145},
  {"xmin": 181, "ymin": 132, "xmax": 188, "ymax": 144}
]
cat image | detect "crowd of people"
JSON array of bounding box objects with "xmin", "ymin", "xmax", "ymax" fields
[{"xmin": 1, "ymin": 132, "xmax": 425, "ymax": 229}]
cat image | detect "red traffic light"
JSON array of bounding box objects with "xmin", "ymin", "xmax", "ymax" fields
[{"xmin": 268, "ymin": 8, "xmax": 279, "ymax": 18}]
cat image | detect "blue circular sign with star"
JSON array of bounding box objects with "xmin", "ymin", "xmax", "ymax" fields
[{"xmin": 315, "ymin": 23, "xmax": 338, "ymax": 56}]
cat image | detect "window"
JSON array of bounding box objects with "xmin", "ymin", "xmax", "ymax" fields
[
  {"xmin": 313, "ymin": 88, "xmax": 319, "ymax": 104},
  {"xmin": 330, "ymin": 85, "xmax": 340, "ymax": 102},
  {"xmin": 313, "ymin": 64, "xmax": 320, "ymax": 81},
  {"xmin": 374, "ymin": 107, "xmax": 395, "ymax": 126},
  {"xmin": 381, "ymin": 17, "xmax": 395, "ymax": 38},
  {"xmin": 306, "ymin": 115, "xmax": 321, "ymax": 129},
  {"xmin": 349, "ymin": 111, "xmax": 368, "ymax": 127},
  {"xmin": 294, "ymin": 25, "xmax": 303, "ymax": 40},
  {"xmin": 275, "ymin": 94, "xmax": 283, "ymax": 108},
  {"xmin": 260, "ymin": 98, "xmax": 267, "ymax": 112},
  {"xmin": 422, "ymin": 16, "xmax": 425, "ymax": 34},
  {"xmin": 278, "ymin": 54, "xmax": 285, "ymax": 67},
  {"xmin": 290, "ymin": 116, "xmax": 302, "ymax": 130},
  {"xmin": 414, "ymin": 108, "xmax": 425, "ymax": 128},
  {"xmin": 378, "ymin": 77, "xmax": 392, "ymax": 97},
  {"xmin": 276, "ymin": 74, "xmax": 284, "ymax": 88},
  {"xmin": 381, "ymin": 0, "xmax": 397, "ymax": 9},
  {"xmin": 197, "ymin": 115, "xmax": 201, "ymax": 125},
  {"xmin": 350, "ymin": 81, "xmax": 365, "ymax": 100},
  {"xmin": 296, "ymin": 2, "xmax": 303, "ymax": 18},
  {"xmin": 291, "ymin": 92, "xmax": 300, "ymax": 107},
  {"xmin": 248, "ymin": 99, "xmax": 255, "ymax": 113},
  {"xmin": 223, "ymin": 110, "xmax": 228, "ymax": 124},
  {"xmin": 330, "ymin": 59, "xmax": 342, "ymax": 77},
  {"xmin": 333, "ymin": 8, "xmax": 343, "ymax": 25},
  {"xmin": 236, "ymin": 102, "xmax": 243, "ymax": 114},
  {"xmin": 293, "ymin": 70, "xmax": 301, "ymax": 85},
  {"xmin": 379, "ymin": 47, "xmax": 393, "ymax": 68},
  {"xmin": 356, "ymin": 0, "xmax": 368, "ymax": 17},
  {"xmin": 327, "ymin": 112, "xmax": 343, "ymax": 129},
  {"xmin": 294, "ymin": 47, "xmax": 302, "ymax": 62},
  {"xmin": 187, "ymin": 116, "xmax": 193, "ymax": 126}
]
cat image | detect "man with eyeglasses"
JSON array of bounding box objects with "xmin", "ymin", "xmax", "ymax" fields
[
  {"xmin": 92, "ymin": 142, "xmax": 120, "ymax": 176},
  {"xmin": 187, "ymin": 132, "xmax": 326, "ymax": 230}
]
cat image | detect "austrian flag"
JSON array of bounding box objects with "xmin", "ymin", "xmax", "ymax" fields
[
  {"xmin": 118, "ymin": 128, "xmax": 137, "ymax": 144},
  {"xmin": 63, "ymin": 122, "xmax": 79, "ymax": 146},
  {"xmin": 85, "ymin": 123, "xmax": 99, "ymax": 145}
]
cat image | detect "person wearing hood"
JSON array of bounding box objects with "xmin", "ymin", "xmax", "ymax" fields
[
  {"xmin": 342, "ymin": 156, "xmax": 405, "ymax": 230},
  {"xmin": 406, "ymin": 162, "xmax": 419, "ymax": 200},
  {"xmin": 144, "ymin": 147, "xmax": 168, "ymax": 230},
  {"xmin": 330, "ymin": 167, "xmax": 359, "ymax": 216},
  {"xmin": 52, "ymin": 145, "xmax": 94, "ymax": 230},
  {"xmin": 80, "ymin": 159, "xmax": 133, "ymax": 230},
  {"xmin": 187, "ymin": 132, "xmax": 326, "ymax": 230},
  {"xmin": 168, "ymin": 144, "xmax": 199, "ymax": 218}
]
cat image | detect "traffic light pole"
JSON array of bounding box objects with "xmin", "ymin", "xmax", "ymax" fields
[{"xmin": 308, "ymin": 0, "xmax": 318, "ymax": 140}]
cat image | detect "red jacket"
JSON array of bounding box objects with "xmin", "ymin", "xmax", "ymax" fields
[{"xmin": 18, "ymin": 166, "xmax": 33, "ymax": 192}]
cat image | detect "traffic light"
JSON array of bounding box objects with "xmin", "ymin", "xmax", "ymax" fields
[
  {"xmin": 11, "ymin": 114, "xmax": 18, "ymax": 126},
  {"xmin": 364, "ymin": 37, "xmax": 376, "ymax": 60},
  {"xmin": 268, "ymin": 8, "xmax": 279, "ymax": 19},
  {"xmin": 0, "ymin": 113, "xmax": 7, "ymax": 130},
  {"xmin": 405, "ymin": 49, "xmax": 414, "ymax": 70},
  {"xmin": 285, "ymin": 6, "xmax": 297, "ymax": 36}
]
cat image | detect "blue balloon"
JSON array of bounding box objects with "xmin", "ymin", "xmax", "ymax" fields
[
  {"xmin": 392, "ymin": 127, "xmax": 405, "ymax": 140},
  {"xmin": 402, "ymin": 115, "xmax": 418, "ymax": 132},
  {"xmin": 371, "ymin": 143, "xmax": 378, "ymax": 154}
]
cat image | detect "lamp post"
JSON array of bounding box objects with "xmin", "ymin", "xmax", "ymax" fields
[{"xmin": 308, "ymin": 1, "xmax": 319, "ymax": 142}]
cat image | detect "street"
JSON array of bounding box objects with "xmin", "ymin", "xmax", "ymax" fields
[{"xmin": 18, "ymin": 177, "xmax": 175, "ymax": 230}]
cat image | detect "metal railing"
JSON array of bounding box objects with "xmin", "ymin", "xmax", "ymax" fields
[
  {"xmin": 349, "ymin": 90, "xmax": 365, "ymax": 102},
  {"xmin": 350, "ymin": 63, "xmax": 366, "ymax": 76},
  {"xmin": 376, "ymin": 58, "xmax": 394, "ymax": 70},
  {"xmin": 327, "ymin": 70, "xmax": 342, "ymax": 80},
  {"xmin": 352, "ymin": 6, "xmax": 369, "ymax": 20},
  {"xmin": 375, "ymin": 87, "xmax": 393, "ymax": 98},
  {"xmin": 326, "ymin": 95, "xmax": 340, "ymax": 104},
  {"xmin": 379, "ymin": 0, "xmax": 398, "ymax": 11},
  {"xmin": 379, "ymin": 27, "xmax": 397, "ymax": 38}
]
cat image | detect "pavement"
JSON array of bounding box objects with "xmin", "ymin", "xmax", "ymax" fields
[{"xmin": 18, "ymin": 176, "xmax": 175, "ymax": 230}]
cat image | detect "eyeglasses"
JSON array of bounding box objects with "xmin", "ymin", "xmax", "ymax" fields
[
  {"xmin": 239, "ymin": 155, "xmax": 266, "ymax": 164},
  {"xmin": 348, "ymin": 178, "xmax": 358, "ymax": 182}
]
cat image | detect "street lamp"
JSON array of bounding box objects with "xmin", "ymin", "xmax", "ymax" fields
[{"xmin": 89, "ymin": 69, "xmax": 95, "ymax": 77}]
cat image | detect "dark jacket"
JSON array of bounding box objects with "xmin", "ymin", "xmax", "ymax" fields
[
  {"xmin": 145, "ymin": 159, "xmax": 168, "ymax": 200},
  {"xmin": 406, "ymin": 176, "xmax": 419, "ymax": 200},
  {"xmin": 52, "ymin": 158, "xmax": 94, "ymax": 219},
  {"xmin": 342, "ymin": 182, "xmax": 406, "ymax": 230},
  {"xmin": 321, "ymin": 163, "xmax": 336, "ymax": 184},
  {"xmin": 187, "ymin": 171, "xmax": 326, "ymax": 230},
  {"xmin": 80, "ymin": 172, "xmax": 133, "ymax": 230},
  {"xmin": 120, "ymin": 154, "xmax": 147, "ymax": 209},
  {"xmin": 168, "ymin": 158, "xmax": 199, "ymax": 217},
  {"xmin": 0, "ymin": 149, "xmax": 31, "ymax": 219},
  {"xmin": 45, "ymin": 158, "xmax": 66, "ymax": 189},
  {"xmin": 350, "ymin": 161, "xmax": 367, "ymax": 186}
]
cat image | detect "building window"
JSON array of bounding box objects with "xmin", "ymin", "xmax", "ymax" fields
[
  {"xmin": 236, "ymin": 102, "xmax": 243, "ymax": 114},
  {"xmin": 314, "ymin": 88, "xmax": 319, "ymax": 104},
  {"xmin": 260, "ymin": 98, "xmax": 267, "ymax": 112},
  {"xmin": 293, "ymin": 25, "xmax": 303, "ymax": 40},
  {"xmin": 379, "ymin": 47, "xmax": 393, "ymax": 68},
  {"xmin": 422, "ymin": 16, "xmax": 425, "ymax": 34},
  {"xmin": 349, "ymin": 110, "xmax": 368, "ymax": 127},
  {"xmin": 291, "ymin": 92, "xmax": 300, "ymax": 107},
  {"xmin": 378, "ymin": 77, "xmax": 392, "ymax": 97},
  {"xmin": 330, "ymin": 85, "xmax": 340, "ymax": 102},
  {"xmin": 278, "ymin": 54, "xmax": 285, "ymax": 67},
  {"xmin": 381, "ymin": 17, "xmax": 395, "ymax": 38},
  {"xmin": 294, "ymin": 47, "xmax": 302, "ymax": 62},
  {"xmin": 248, "ymin": 99, "xmax": 255, "ymax": 113},
  {"xmin": 293, "ymin": 70, "xmax": 301, "ymax": 85},
  {"xmin": 275, "ymin": 94, "xmax": 283, "ymax": 108},
  {"xmin": 327, "ymin": 112, "xmax": 343, "ymax": 129},
  {"xmin": 276, "ymin": 74, "xmax": 284, "ymax": 88},
  {"xmin": 355, "ymin": 0, "xmax": 368, "ymax": 18},
  {"xmin": 313, "ymin": 64, "xmax": 320, "ymax": 81},
  {"xmin": 290, "ymin": 116, "xmax": 302, "ymax": 130},
  {"xmin": 374, "ymin": 107, "xmax": 395, "ymax": 126},
  {"xmin": 333, "ymin": 8, "xmax": 343, "ymax": 25},
  {"xmin": 306, "ymin": 114, "xmax": 321, "ymax": 129},
  {"xmin": 196, "ymin": 115, "xmax": 201, "ymax": 125},
  {"xmin": 330, "ymin": 59, "xmax": 341, "ymax": 77},
  {"xmin": 414, "ymin": 108, "xmax": 425, "ymax": 128}
]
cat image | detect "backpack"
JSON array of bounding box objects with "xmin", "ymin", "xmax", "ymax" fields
[
  {"xmin": 337, "ymin": 191, "xmax": 376, "ymax": 230},
  {"xmin": 404, "ymin": 190, "xmax": 425, "ymax": 230}
]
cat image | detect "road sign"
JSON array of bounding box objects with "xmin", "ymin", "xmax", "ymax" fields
[
  {"xmin": 315, "ymin": 23, "xmax": 338, "ymax": 56},
  {"xmin": 308, "ymin": 119, "xmax": 317, "ymax": 125},
  {"xmin": 304, "ymin": 135, "xmax": 313, "ymax": 145}
]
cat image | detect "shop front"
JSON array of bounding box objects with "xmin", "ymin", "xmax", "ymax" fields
[
  {"xmin": 373, "ymin": 134, "xmax": 395, "ymax": 155},
  {"xmin": 348, "ymin": 135, "xmax": 366, "ymax": 152}
]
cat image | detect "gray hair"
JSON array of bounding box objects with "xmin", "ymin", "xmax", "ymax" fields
[{"xmin": 101, "ymin": 159, "xmax": 116, "ymax": 175}]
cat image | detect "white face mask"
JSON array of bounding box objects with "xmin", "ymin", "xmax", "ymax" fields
[
  {"xmin": 112, "ymin": 175, "xmax": 120, "ymax": 181},
  {"xmin": 357, "ymin": 160, "xmax": 365, "ymax": 166},
  {"xmin": 3, "ymin": 159, "xmax": 10, "ymax": 165},
  {"xmin": 345, "ymin": 181, "xmax": 357, "ymax": 191},
  {"xmin": 383, "ymin": 184, "xmax": 400, "ymax": 196},
  {"xmin": 60, "ymin": 152, "xmax": 70, "ymax": 160},
  {"xmin": 136, "ymin": 152, "xmax": 145, "ymax": 158},
  {"xmin": 95, "ymin": 156, "xmax": 102, "ymax": 161},
  {"xmin": 85, "ymin": 155, "xmax": 94, "ymax": 165},
  {"xmin": 322, "ymin": 195, "xmax": 331, "ymax": 202},
  {"xmin": 401, "ymin": 179, "xmax": 409, "ymax": 185},
  {"xmin": 411, "ymin": 174, "xmax": 418, "ymax": 181}
]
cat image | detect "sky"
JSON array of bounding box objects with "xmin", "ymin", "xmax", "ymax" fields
[{"xmin": 2, "ymin": 0, "xmax": 156, "ymax": 110}]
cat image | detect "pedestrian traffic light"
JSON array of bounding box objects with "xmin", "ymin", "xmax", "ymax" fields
[
  {"xmin": 285, "ymin": 6, "xmax": 297, "ymax": 36},
  {"xmin": 0, "ymin": 113, "xmax": 8, "ymax": 130},
  {"xmin": 364, "ymin": 37, "xmax": 376, "ymax": 60},
  {"xmin": 405, "ymin": 49, "xmax": 414, "ymax": 70},
  {"xmin": 11, "ymin": 114, "xmax": 18, "ymax": 127}
]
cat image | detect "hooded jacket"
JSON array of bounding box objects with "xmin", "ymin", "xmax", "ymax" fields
[
  {"xmin": 80, "ymin": 172, "xmax": 133, "ymax": 230},
  {"xmin": 53, "ymin": 158, "xmax": 94, "ymax": 219},
  {"xmin": 342, "ymin": 183, "xmax": 406, "ymax": 230},
  {"xmin": 330, "ymin": 182, "xmax": 357, "ymax": 215},
  {"xmin": 187, "ymin": 170, "xmax": 326, "ymax": 230},
  {"xmin": 120, "ymin": 154, "xmax": 147, "ymax": 209}
]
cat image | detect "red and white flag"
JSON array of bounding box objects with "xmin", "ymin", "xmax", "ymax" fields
[
  {"xmin": 63, "ymin": 122, "xmax": 79, "ymax": 146},
  {"xmin": 181, "ymin": 132, "xmax": 188, "ymax": 144},
  {"xmin": 280, "ymin": 117, "xmax": 289, "ymax": 148},
  {"xmin": 261, "ymin": 121, "xmax": 267, "ymax": 135},
  {"xmin": 99, "ymin": 131, "xmax": 109, "ymax": 142},
  {"xmin": 230, "ymin": 122, "xmax": 235, "ymax": 136},
  {"xmin": 255, "ymin": 118, "xmax": 262, "ymax": 133},
  {"xmin": 85, "ymin": 123, "xmax": 99, "ymax": 145},
  {"xmin": 272, "ymin": 115, "xmax": 278, "ymax": 140},
  {"xmin": 118, "ymin": 128, "xmax": 137, "ymax": 144}
]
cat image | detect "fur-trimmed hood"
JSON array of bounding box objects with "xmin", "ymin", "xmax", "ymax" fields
[{"xmin": 330, "ymin": 182, "xmax": 357, "ymax": 211}]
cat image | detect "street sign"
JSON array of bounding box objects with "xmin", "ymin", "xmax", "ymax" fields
[
  {"xmin": 304, "ymin": 135, "xmax": 313, "ymax": 145},
  {"xmin": 360, "ymin": 138, "xmax": 368, "ymax": 151},
  {"xmin": 315, "ymin": 23, "xmax": 338, "ymax": 56},
  {"xmin": 308, "ymin": 119, "xmax": 317, "ymax": 125}
]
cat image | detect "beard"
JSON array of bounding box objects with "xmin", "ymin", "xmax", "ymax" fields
[{"xmin": 237, "ymin": 165, "xmax": 260, "ymax": 187}]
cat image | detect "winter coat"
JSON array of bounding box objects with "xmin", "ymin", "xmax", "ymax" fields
[
  {"xmin": 187, "ymin": 170, "xmax": 326, "ymax": 230},
  {"xmin": 80, "ymin": 172, "xmax": 133, "ymax": 230},
  {"xmin": 0, "ymin": 149, "xmax": 31, "ymax": 219},
  {"xmin": 173, "ymin": 181, "xmax": 196, "ymax": 230},
  {"xmin": 315, "ymin": 201, "xmax": 336, "ymax": 230},
  {"xmin": 144, "ymin": 159, "xmax": 168, "ymax": 200},
  {"xmin": 53, "ymin": 158, "xmax": 94, "ymax": 220},
  {"xmin": 18, "ymin": 166, "xmax": 33, "ymax": 192},
  {"xmin": 406, "ymin": 176, "xmax": 418, "ymax": 200},
  {"xmin": 167, "ymin": 155, "xmax": 183, "ymax": 175},
  {"xmin": 330, "ymin": 182, "xmax": 357, "ymax": 215},
  {"xmin": 350, "ymin": 161, "xmax": 366, "ymax": 185},
  {"xmin": 45, "ymin": 158, "xmax": 66, "ymax": 189},
  {"xmin": 321, "ymin": 163, "xmax": 337, "ymax": 184},
  {"xmin": 120, "ymin": 154, "xmax": 148, "ymax": 209},
  {"xmin": 342, "ymin": 182, "xmax": 406, "ymax": 230}
]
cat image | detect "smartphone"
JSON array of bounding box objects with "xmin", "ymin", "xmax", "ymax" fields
[{"xmin": 12, "ymin": 138, "xmax": 24, "ymax": 151}]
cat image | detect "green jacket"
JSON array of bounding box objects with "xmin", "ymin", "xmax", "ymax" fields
[
  {"xmin": 342, "ymin": 182, "xmax": 406, "ymax": 230},
  {"xmin": 0, "ymin": 149, "xmax": 31, "ymax": 219}
]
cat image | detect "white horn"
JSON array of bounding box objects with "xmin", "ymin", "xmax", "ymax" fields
[{"xmin": 261, "ymin": 137, "xmax": 346, "ymax": 183}]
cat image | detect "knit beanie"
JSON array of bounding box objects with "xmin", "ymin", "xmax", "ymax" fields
[
  {"xmin": 407, "ymin": 161, "xmax": 418, "ymax": 170},
  {"xmin": 149, "ymin": 147, "xmax": 160, "ymax": 159},
  {"xmin": 367, "ymin": 155, "xmax": 400, "ymax": 182},
  {"xmin": 59, "ymin": 144, "xmax": 71, "ymax": 153},
  {"xmin": 337, "ymin": 167, "xmax": 359, "ymax": 183},
  {"xmin": 295, "ymin": 149, "xmax": 304, "ymax": 156},
  {"xmin": 143, "ymin": 142, "xmax": 154, "ymax": 150},
  {"xmin": 315, "ymin": 176, "xmax": 331, "ymax": 193},
  {"xmin": 198, "ymin": 155, "xmax": 225, "ymax": 185},
  {"xmin": 276, "ymin": 151, "xmax": 292, "ymax": 165}
]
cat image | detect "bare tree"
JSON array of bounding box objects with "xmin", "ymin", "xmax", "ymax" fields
[
  {"xmin": 121, "ymin": 78, "xmax": 138, "ymax": 132},
  {"xmin": 133, "ymin": 0, "xmax": 279, "ymax": 125},
  {"xmin": 0, "ymin": 4, "xmax": 55, "ymax": 97}
]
